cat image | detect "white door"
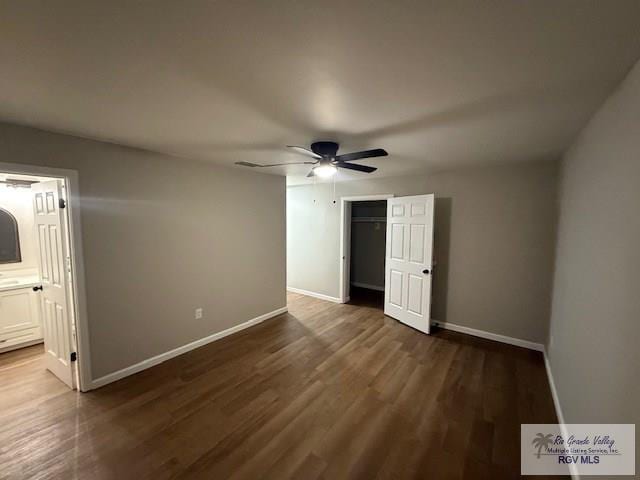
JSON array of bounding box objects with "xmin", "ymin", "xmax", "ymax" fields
[
  {"xmin": 32, "ymin": 180, "xmax": 75, "ymax": 388},
  {"xmin": 384, "ymin": 194, "xmax": 435, "ymax": 334}
]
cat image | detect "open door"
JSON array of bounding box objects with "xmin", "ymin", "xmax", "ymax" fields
[
  {"xmin": 32, "ymin": 179, "xmax": 76, "ymax": 388},
  {"xmin": 384, "ymin": 194, "xmax": 434, "ymax": 334}
]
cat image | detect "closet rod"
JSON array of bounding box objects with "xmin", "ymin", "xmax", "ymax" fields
[{"xmin": 351, "ymin": 216, "xmax": 386, "ymax": 223}]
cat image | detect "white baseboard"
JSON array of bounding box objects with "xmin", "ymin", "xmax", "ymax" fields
[
  {"xmin": 431, "ymin": 321, "xmax": 544, "ymax": 352},
  {"xmin": 543, "ymin": 351, "xmax": 566, "ymax": 425},
  {"xmin": 89, "ymin": 306, "xmax": 288, "ymax": 390},
  {"xmin": 544, "ymin": 351, "xmax": 579, "ymax": 479},
  {"xmin": 350, "ymin": 282, "xmax": 384, "ymax": 292},
  {"xmin": 286, "ymin": 286, "xmax": 343, "ymax": 303}
]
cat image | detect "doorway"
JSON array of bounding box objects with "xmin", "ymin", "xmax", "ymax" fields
[
  {"xmin": 339, "ymin": 193, "xmax": 436, "ymax": 334},
  {"xmin": 0, "ymin": 162, "xmax": 89, "ymax": 391},
  {"xmin": 339, "ymin": 194, "xmax": 393, "ymax": 304},
  {"xmin": 348, "ymin": 200, "xmax": 387, "ymax": 309}
]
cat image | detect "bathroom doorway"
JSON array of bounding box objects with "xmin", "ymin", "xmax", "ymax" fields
[{"xmin": 0, "ymin": 162, "xmax": 89, "ymax": 391}]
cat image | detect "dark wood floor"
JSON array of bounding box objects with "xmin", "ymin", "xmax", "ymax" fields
[
  {"xmin": 347, "ymin": 285, "xmax": 385, "ymax": 309},
  {"xmin": 0, "ymin": 292, "xmax": 561, "ymax": 479}
]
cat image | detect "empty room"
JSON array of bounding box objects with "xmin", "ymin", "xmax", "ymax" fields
[{"xmin": 0, "ymin": 1, "xmax": 638, "ymax": 479}]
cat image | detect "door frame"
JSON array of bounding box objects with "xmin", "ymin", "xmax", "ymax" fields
[
  {"xmin": 338, "ymin": 194, "xmax": 394, "ymax": 303},
  {"xmin": 0, "ymin": 161, "xmax": 91, "ymax": 392}
]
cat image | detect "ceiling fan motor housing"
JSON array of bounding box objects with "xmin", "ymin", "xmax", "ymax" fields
[{"xmin": 311, "ymin": 141, "xmax": 339, "ymax": 158}]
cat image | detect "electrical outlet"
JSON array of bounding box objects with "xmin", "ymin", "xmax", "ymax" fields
[{"xmin": 195, "ymin": 308, "xmax": 203, "ymax": 320}]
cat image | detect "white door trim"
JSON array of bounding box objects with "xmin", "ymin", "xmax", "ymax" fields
[
  {"xmin": 339, "ymin": 194, "xmax": 393, "ymax": 303},
  {"xmin": 0, "ymin": 161, "xmax": 91, "ymax": 392}
]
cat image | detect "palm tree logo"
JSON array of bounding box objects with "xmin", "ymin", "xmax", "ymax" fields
[{"xmin": 532, "ymin": 433, "xmax": 554, "ymax": 459}]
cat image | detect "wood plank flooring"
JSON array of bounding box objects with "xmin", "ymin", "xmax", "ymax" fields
[{"xmin": 0, "ymin": 292, "xmax": 562, "ymax": 479}]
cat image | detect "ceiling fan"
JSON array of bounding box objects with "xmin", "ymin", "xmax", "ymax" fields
[{"xmin": 234, "ymin": 141, "xmax": 388, "ymax": 178}]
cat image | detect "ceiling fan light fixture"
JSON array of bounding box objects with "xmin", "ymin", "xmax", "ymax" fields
[{"xmin": 313, "ymin": 164, "xmax": 337, "ymax": 178}]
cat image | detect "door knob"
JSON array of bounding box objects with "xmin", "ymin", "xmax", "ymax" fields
[
  {"xmin": 32, "ymin": 285, "xmax": 43, "ymax": 291},
  {"xmin": 422, "ymin": 269, "xmax": 430, "ymax": 275}
]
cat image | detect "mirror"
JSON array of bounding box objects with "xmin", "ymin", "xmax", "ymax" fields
[{"xmin": 0, "ymin": 208, "xmax": 21, "ymax": 264}]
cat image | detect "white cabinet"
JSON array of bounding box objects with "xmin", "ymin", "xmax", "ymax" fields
[{"xmin": 0, "ymin": 287, "xmax": 42, "ymax": 352}]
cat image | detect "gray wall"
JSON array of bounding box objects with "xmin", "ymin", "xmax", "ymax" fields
[
  {"xmin": 0, "ymin": 122, "xmax": 286, "ymax": 379},
  {"xmin": 287, "ymin": 161, "xmax": 558, "ymax": 343},
  {"xmin": 548, "ymin": 60, "xmax": 640, "ymax": 439}
]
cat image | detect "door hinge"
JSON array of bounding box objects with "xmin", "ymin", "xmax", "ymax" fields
[
  {"xmin": 59, "ymin": 198, "xmax": 66, "ymax": 209},
  {"xmin": 70, "ymin": 352, "xmax": 77, "ymax": 362}
]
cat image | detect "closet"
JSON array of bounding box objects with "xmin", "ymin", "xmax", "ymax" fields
[{"xmin": 349, "ymin": 200, "xmax": 387, "ymax": 296}]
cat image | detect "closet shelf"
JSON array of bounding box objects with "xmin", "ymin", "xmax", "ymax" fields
[{"xmin": 351, "ymin": 217, "xmax": 387, "ymax": 223}]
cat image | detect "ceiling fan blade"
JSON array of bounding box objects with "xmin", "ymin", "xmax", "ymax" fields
[
  {"xmin": 235, "ymin": 161, "xmax": 316, "ymax": 168},
  {"xmin": 336, "ymin": 162, "xmax": 377, "ymax": 173},
  {"xmin": 235, "ymin": 161, "xmax": 262, "ymax": 167},
  {"xmin": 335, "ymin": 148, "xmax": 388, "ymax": 162},
  {"xmin": 306, "ymin": 169, "xmax": 315, "ymax": 178},
  {"xmin": 286, "ymin": 145, "xmax": 322, "ymax": 159}
]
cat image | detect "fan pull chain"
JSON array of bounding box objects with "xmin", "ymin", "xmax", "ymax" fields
[
  {"xmin": 312, "ymin": 175, "xmax": 317, "ymax": 204},
  {"xmin": 332, "ymin": 173, "xmax": 337, "ymax": 204}
]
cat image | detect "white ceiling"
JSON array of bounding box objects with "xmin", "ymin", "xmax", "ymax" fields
[{"xmin": 1, "ymin": 1, "xmax": 639, "ymax": 185}]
